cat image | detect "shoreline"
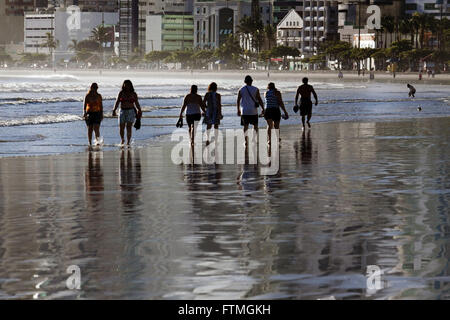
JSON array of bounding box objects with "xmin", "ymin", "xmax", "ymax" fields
[
  {"xmin": 0, "ymin": 115, "xmax": 448, "ymax": 161},
  {"xmin": 1, "ymin": 68, "xmax": 450, "ymax": 83}
]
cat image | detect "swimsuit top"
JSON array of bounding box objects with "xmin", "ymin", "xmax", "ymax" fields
[
  {"xmin": 265, "ymin": 90, "xmax": 278, "ymax": 109},
  {"xmin": 186, "ymin": 102, "xmax": 201, "ymax": 115},
  {"xmin": 120, "ymin": 93, "xmax": 136, "ymax": 104},
  {"xmin": 86, "ymin": 95, "xmax": 102, "ymax": 112}
]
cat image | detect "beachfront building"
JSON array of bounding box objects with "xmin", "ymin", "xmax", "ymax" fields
[
  {"xmin": 193, "ymin": 0, "xmax": 273, "ymax": 50},
  {"xmin": 1, "ymin": 0, "xmax": 48, "ymax": 47},
  {"xmin": 405, "ymin": 0, "xmax": 450, "ymax": 18},
  {"xmin": 54, "ymin": 9, "xmax": 119, "ymax": 60},
  {"xmin": 138, "ymin": 0, "xmax": 194, "ymax": 53},
  {"xmin": 145, "ymin": 15, "xmax": 194, "ymax": 52},
  {"xmin": 119, "ymin": 0, "xmax": 139, "ymax": 59},
  {"xmin": 24, "ymin": 12, "xmax": 55, "ymax": 54},
  {"xmin": 24, "ymin": 9, "xmax": 119, "ymax": 59},
  {"xmin": 276, "ymin": 9, "xmax": 304, "ymax": 49},
  {"xmin": 302, "ymin": 0, "xmax": 339, "ymax": 55},
  {"xmin": 338, "ymin": 0, "xmax": 404, "ymax": 49}
]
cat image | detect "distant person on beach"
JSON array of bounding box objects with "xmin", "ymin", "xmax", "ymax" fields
[
  {"xmin": 295, "ymin": 77, "xmax": 318, "ymax": 130},
  {"xmin": 264, "ymin": 82, "xmax": 289, "ymax": 145},
  {"xmin": 338, "ymin": 70, "xmax": 343, "ymax": 79},
  {"xmin": 237, "ymin": 75, "xmax": 265, "ymax": 143},
  {"xmin": 370, "ymin": 68, "xmax": 375, "ymax": 80},
  {"xmin": 407, "ymin": 84, "xmax": 416, "ymax": 98},
  {"xmin": 83, "ymin": 83, "xmax": 103, "ymax": 147},
  {"xmin": 179, "ymin": 85, "xmax": 205, "ymax": 145},
  {"xmin": 112, "ymin": 80, "xmax": 142, "ymax": 146},
  {"xmin": 203, "ymin": 82, "xmax": 222, "ymax": 146}
]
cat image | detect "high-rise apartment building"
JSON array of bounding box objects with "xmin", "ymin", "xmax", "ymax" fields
[
  {"xmin": 338, "ymin": 0, "xmax": 404, "ymax": 48},
  {"xmin": 4, "ymin": 0, "xmax": 48, "ymax": 16},
  {"xmin": 302, "ymin": 0, "xmax": 339, "ymax": 54},
  {"xmin": 119, "ymin": 0, "xmax": 139, "ymax": 58},
  {"xmin": 193, "ymin": 0, "xmax": 273, "ymax": 50},
  {"xmin": 405, "ymin": 0, "xmax": 449, "ymax": 18},
  {"xmin": 273, "ymin": 1, "xmax": 304, "ymax": 25},
  {"xmin": 138, "ymin": 1, "xmax": 194, "ymax": 53}
]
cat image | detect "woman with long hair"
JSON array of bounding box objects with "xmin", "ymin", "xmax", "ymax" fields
[
  {"xmin": 112, "ymin": 80, "xmax": 142, "ymax": 146},
  {"xmin": 264, "ymin": 82, "xmax": 289, "ymax": 145},
  {"xmin": 178, "ymin": 85, "xmax": 205, "ymax": 145},
  {"xmin": 83, "ymin": 83, "xmax": 103, "ymax": 147},
  {"xmin": 203, "ymin": 82, "xmax": 222, "ymax": 146}
]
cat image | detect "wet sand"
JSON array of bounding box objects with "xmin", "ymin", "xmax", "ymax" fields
[{"xmin": 0, "ymin": 117, "xmax": 449, "ymax": 299}]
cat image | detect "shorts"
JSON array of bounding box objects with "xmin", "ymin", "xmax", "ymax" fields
[
  {"xmin": 186, "ymin": 113, "xmax": 201, "ymax": 126},
  {"xmin": 85, "ymin": 112, "xmax": 102, "ymax": 126},
  {"xmin": 119, "ymin": 108, "xmax": 136, "ymax": 124},
  {"xmin": 241, "ymin": 115, "xmax": 259, "ymax": 127},
  {"xmin": 264, "ymin": 108, "xmax": 281, "ymax": 122},
  {"xmin": 300, "ymin": 99, "xmax": 312, "ymax": 116}
]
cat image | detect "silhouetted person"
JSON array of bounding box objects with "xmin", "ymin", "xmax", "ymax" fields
[{"xmin": 295, "ymin": 77, "xmax": 318, "ymax": 131}]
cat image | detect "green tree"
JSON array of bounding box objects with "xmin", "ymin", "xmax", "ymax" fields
[
  {"xmin": 264, "ymin": 25, "xmax": 277, "ymax": 50},
  {"xmin": 214, "ymin": 35, "xmax": 243, "ymax": 68},
  {"xmin": 144, "ymin": 51, "xmax": 172, "ymax": 69},
  {"xmin": 41, "ymin": 32, "xmax": 59, "ymax": 60}
]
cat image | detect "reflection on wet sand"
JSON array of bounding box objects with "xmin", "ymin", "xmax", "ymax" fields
[
  {"xmin": 0, "ymin": 118, "xmax": 448, "ymax": 299},
  {"xmin": 85, "ymin": 151, "xmax": 104, "ymax": 212},
  {"xmin": 119, "ymin": 149, "xmax": 142, "ymax": 212}
]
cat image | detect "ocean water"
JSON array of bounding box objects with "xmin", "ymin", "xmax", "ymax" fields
[
  {"xmin": 0, "ymin": 71, "xmax": 449, "ymax": 300},
  {"xmin": 0, "ymin": 71, "xmax": 449, "ymax": 156}
]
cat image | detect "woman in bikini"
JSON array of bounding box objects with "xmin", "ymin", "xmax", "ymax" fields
[
  {"xmin": 203, "ymin": 82, "xmax": 222, "ymax": 146},
  {"xmin": 178, "ymin": 85, "xmax": 205, "ymax": 145},
  {"xmin": 83, "ymin": 83, "xmax": 103, "ymax": 147},
  {"xmin": 112, "ymin": 80, "xmax": 142, "ymax": 146}
]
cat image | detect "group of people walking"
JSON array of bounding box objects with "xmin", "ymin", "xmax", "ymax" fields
[{"xmin": 82, "ymin": 76, "xmax": 319, "ymax": 147}]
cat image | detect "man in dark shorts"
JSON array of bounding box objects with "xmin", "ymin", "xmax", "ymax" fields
[
  {"xmin": 294, "ymin": 77, "xmax": 318, "ymax": 130},
  {"xmin": 237, "ymin": 75, "xmax": 265, "ymax": 143}
]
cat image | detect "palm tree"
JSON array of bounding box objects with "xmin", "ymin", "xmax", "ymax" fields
[
  {"xmin": 381, "ymin": 16, "xmax": 395, "ymax": 48},
  {"xmin": 68, "ymin": 39, "xmax": 79, "ymax": 52},
  {"xmin": 411, "ymin": 13, "xmax": 421, "ymax": 48},
  {"xmin": 91, "ymin": 25, "xmax": 110, "ymax": 50},
  {"xmin": 264, "ymin": 25, "xmax": 276, "ymax": 50},
  {"xmin": 41, "ymin": 32, "xmax": 59, "ymax": 63}
]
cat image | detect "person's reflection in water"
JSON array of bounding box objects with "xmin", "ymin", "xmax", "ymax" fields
[
  {"xmin": 119, "ymin": 149, "xmax": 142, "ymax": 212},
  {"xmin": 294, "ymin": 129, "xmax": 312, "ymax": 165},
  {"xmin": 85, "ymin": 151, "xmax": 104, "ymax": 213}
]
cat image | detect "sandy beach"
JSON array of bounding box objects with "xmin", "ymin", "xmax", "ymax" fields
[{"xmin": 0, "ymin": 116, "xmax": 449, "ymax": 299}]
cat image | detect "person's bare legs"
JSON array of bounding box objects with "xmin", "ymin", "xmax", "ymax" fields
[
  {"xmin": 243, "ymin": 124, "xmax": 249, "ymax": 146},
  {"xmin": 126, "ymin": 122, "xmax": 133, "ymax": 145},
  {"xmin": 274, "ymin": 121, "xmax": 281, "ymax": 142},
  {"xmin": 206, "ymin": 124, "xmax": 212, "ymax": 146},
  {"xmin": 266, "ymin": 119, "xmax": 274, "ymax": 145},
  {"xmin": 93, "ymin": 124, "xmax": 100, "ymax": 144},
  {"xmin": 87, "ymin": 125, "xmax": 93, "ymax": 146},
  {"xmin": 119, "ymin": 123, "xmax": 126, "ymax": 145},
  {"xmin": 307, "ymin": 113, "xmax": 312, "ymax": 128},
  {"xmin": 189, "ymin": 124, "xmax": 195, "ymax": 146},
  {"xmin": 301, "ymin": 115, "xmax": 306, "ymax": 131}
]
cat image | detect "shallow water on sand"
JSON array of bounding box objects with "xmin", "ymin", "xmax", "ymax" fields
[
  {"xmin": 0, "ymin": 72, "xmax": 449, "ymax": 156},
  {"xmin": 0, "ymin": 117, "xmax": 448, "ymax": 299}
]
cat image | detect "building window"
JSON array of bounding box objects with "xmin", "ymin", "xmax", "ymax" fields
[
  {"xmin": 405, "ymin": 3, "xmax": 417, "ymax": 10},
  {"xmin": 424, "ymin": 3, "xmax": 436, "ymax": 10}
]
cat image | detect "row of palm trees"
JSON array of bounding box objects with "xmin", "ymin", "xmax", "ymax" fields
[{"xmin": 380, "ymin": 13, "xmax": 449, "ymax": 51}]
